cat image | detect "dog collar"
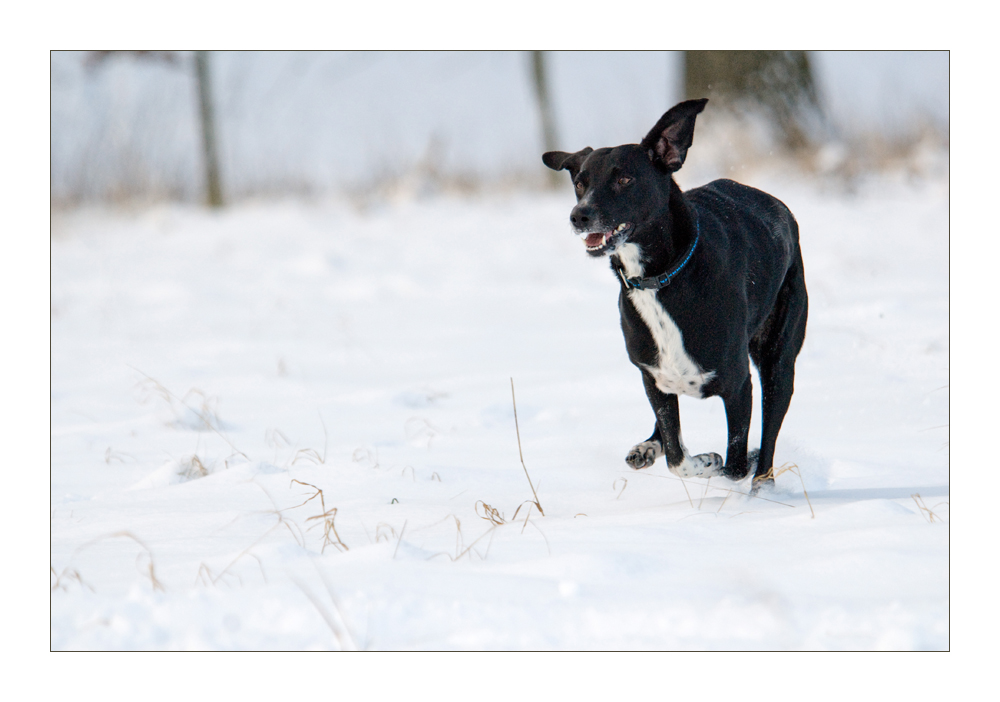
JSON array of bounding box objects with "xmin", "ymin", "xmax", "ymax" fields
[{"xmin": 615, "ymin": 218, "xmax": 700, "ymax": 291}]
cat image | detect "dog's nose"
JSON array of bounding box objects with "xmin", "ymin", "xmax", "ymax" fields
[{"xmin": 570, "ymin": 205, "xmax": 594, "ymax": 229}]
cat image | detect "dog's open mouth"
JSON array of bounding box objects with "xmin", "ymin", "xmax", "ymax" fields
[{"xmin": 583, "ymin": 222, "xmax": 632, "ymax": 255}]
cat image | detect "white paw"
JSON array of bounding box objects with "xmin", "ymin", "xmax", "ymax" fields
[
  {"xmin": 669, "ymin": 452, "xmax": 724, "ymax": 478},
  {"xmin": 626, "ymin": 440, "xmax": 663, "ymax": 470}
]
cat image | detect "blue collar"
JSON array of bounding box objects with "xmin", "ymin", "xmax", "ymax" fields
[{"xmin": 614, "ymin": 218, "xmax": 700, "ymax": 291}]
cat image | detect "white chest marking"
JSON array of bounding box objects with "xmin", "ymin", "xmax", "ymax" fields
[{"xmin": 616, "ymin": 242, "xmax": 715, "ymax": 398}]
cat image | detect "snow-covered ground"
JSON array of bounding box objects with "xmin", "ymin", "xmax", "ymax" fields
[{"xmin": 50, "ymin": 169, "xmax": 948, "ymax": 650}]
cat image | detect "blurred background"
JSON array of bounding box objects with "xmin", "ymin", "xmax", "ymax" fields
[{"xmin": 50, "ymin": 50, "xmax": 948, "ymax": 207}]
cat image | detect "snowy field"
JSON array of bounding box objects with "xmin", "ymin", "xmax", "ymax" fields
[{"xmin": 50, "ymin": 169, "xmax": 949, "ymax": 651}]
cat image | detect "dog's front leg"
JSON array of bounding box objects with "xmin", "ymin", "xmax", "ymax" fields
[
  {"xmin": 626, "ymin": 372, "xmax": 723, "ymax": 477},
  {"xmin": 625, "ymin": 423, "xmax": 666, "ymax": 469}
]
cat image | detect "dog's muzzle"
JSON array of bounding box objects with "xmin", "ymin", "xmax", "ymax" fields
[{"xmin": 580, "ymin": 222, "xmax": 633, "ymax": 255}]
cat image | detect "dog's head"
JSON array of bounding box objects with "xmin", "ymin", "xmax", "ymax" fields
[{"xmin": 542, "ymin": 98, "xmax": 707, "ymax": 257}]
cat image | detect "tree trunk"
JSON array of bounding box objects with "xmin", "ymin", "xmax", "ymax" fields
[
  {"xmin": 530, "ymin": 51, "xmax": 561, "ymax": 187},
  {"xmin": 194, "ymin": 51, "xmax": 224, "ymax": 207},
  {"xmin": 684, "ymin": 51, "xmax": 821, "ymax": 150}
]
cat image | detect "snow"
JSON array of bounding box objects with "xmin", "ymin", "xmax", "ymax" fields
[{"xmin": 50, "ymin": 170, "xmax": 948, "ymax": 650}]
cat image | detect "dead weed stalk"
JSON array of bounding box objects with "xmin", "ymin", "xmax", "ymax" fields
[
  {"xmin": 51, "ymin": 566, "xmax": 95, "ymax": 593},
  {"xmin": 290, "ymin": 480, "xmax": 349, "ymax": 553},
  {"xmin": 679, "ymin": 477, "xmax": 694, "ymax": 508},
  {"xmin": 130, "ymin": 366, "xmax": 249, "ymax": 461},
  {"xmin": 292, "ymin": 576, "xmax": 358, "ymax": 651},
  {"xmin": 912, "ymin": 493, "xmax": 948, "ymax": 523},
  {"xmin": 408, "ymin": 513, "xmax": 499, "ymax": 562},
  {"xmin": 699, "ymin": 478, "xmax": 711, "ymax": 509},
  {"xmin": 641, "ymin": 472, "xmax": 795, "ymax": 508},
  {"xmin": 251, "ymin": 480, "xmax": 306, "ymax": 548},
  {"xmin": 717, "ymin": 488, "xmax": 734, "ymax": 513},
  {"xmin": 476, "ymin": 500, "xmax": 506, "ymax": 525},
  {"xmin": 181, "ymin": 454, "xmax": 209, "ymax": 479},
  {"xmin": 764, "ymin": 462, "xmax": 815, "ymax": 518},
  {"xmin": 613, "ymin": 477, "xmax": 628, "ymax": 500},
  {"xmin": 375, "ymin": 522, "xmax": 398, "ymax": 543},
  {"xmin": 104, "ymin": 447, "xmax": 135, "ymax": 464},
  {"xmin": 292, "ymin": 412, "xmax": 329, "ymax": 466},
  {"xmin": 352, "ymin": 447, "xmax": 380, "ymax": 470},
  {"xmin": 73, "ymin": 531, "xmax": 165, "ymax": 592},
  {"xmin": 510, "ymin": 378, "xmax": 544, "ymax": 516}
]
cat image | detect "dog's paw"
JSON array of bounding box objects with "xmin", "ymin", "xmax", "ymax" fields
[
  {"xmin": 669, "ymin": 452, "xmax": 724, "ymax": 478},
  {"xmin": 750, "ymin": 474, "xmax": 774, "ymax": 495},
  {"xmin": 693, "ymin": 452, "xmax": 724, "ymax": 477},
  {"xmin": 625, "ymin": 440, "xmax": 663, "ymax": 470},
  {"xmin": 722, "ymin": 448, "xmax": 760, "ymax": 481}
]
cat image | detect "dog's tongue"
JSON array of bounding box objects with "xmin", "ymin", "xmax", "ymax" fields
[{"xmin": 585, "ymin": 232, "xmax": 605, "ymax": 248}]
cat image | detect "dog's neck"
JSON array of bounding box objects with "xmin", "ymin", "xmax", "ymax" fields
[{"xmin": 614, "ymin": 178, "xmax": 696, "ymax": 280}]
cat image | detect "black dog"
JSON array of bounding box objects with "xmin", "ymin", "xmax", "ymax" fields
[{"xmin": 543, "ymin": 98, "xmax": 807, "ymax": 488}]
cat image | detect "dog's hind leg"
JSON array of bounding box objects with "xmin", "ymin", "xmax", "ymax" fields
[
  {"xmin": 721, "ymin": 373, "xmax": 753, "ymax": 481},
  {"xmin": 626, "ymin": 372, "xmax": 722, "ymax": 477},
  {"xmin": 749, "ymin": 249, "xmax": 808, "ymax": 489}
]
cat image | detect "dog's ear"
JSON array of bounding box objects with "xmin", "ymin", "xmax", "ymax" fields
[
  {"xmin": 542, "ymin": 147, "xmax": 593, "ymax": 177},
  {"xmin": 640, "ymin": 99, "xmax": 708, "ymax": 173}
]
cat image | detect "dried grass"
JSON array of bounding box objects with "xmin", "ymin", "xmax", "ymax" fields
[
  {"xmin": 104, "ymin": 447, "xmax": 135, "ymax": 465},
  {"xmin": 641, "ymin": 471, "xmax": 796, "ymax": 509},
  {"xmin": 292, "ymin": 576, "xmax": 358, "ymax": 651},
  {"xmin": 51, "ymin": 566, "xmax": 95, "ymax": 593},
  {"xmin": 912, "ymin": 493, "xmax": 948, "ymax": 523},
  {"xmin": 181, "ymin": 455, "xmax": 209, "ymax": 479},
  {"xmin": 406, "ymin": 512, "xmax": 501, "ymax": 563},
  {"xmin": 374, "ymin": 523, "xmax": 398, "ymax": 543},
  {"xmin": 130, "ymin": 366, "xmax": 248, "ymax": 460},
  {"xmin": 522, "ymin": 511, "xmax": 551, "ymax": 555},
  {"xmin": 679, "ymin": 477, "xmax": 694, "ymax": 508},
  {"xmin": 759, "ymin": 462, "xmax": 814, "ymax": 518},
  {"xmin": 475, "ymin": 500, "xmax": 506, "ymax": 526},
  {"xmin": 519, "ymin": 502, "xmax": 535, "ymax": 534},
  {"xmin": 437, "ymin": 523, "xmax": 499, "ymax": 562},
  {"xmin": 292, "ymin": 448, "xmax": 324, "ymax": 465},
  {"xmin": 392, "ymin": 520, "xmax": 408, "ymax": 559},
  {"xmin": 291, "ymin": 413, "xmax": 329, "ymax": 466},
  {"xmin": 717, "ymin": 488, "xmax": 734, "ymax": 513},
  {"xmin": 405, "ymin": 417, "xmax": 444, "ymax": 448},
  {"xmin": 685, "ymin": 107, "xmax": 948, "ymax": 191},
  {"xmin": 613, "ymin": 477, "xmax": 628, "ymax": 500},
  {"xmin": 699, "ymin": 478, "xmax": 711, "ymax": 510},
  {"xmin": 265, "ymin": 428, "xmax": 291, "ymax": 449},
  {"xmin": 352, "ymin": 447, "xmax": 380, "ymax": 470},
  {"xmin": 290, "ymin": 479, "xmax": 349, "ymax": 553},
  {"xmin": 510, "ymin": 378, "xmax": 544, "ymax": 516},
  {"xmin": 71, "ymin": 530, "xmax": 165, "ymax": 592},
  {"xmin": 216, "ymin": 528, "xmax": 282, "ymax": 586},
  {"xmin": 196, "ymin": 555, "xmax": 267, "ymax": 588},
  {"xmin": 197, "ymin": 481, "xmax": 326, "ymax": 588},
  {"xmin": 510, "ymin": 499, "xmax": 538, "ymax": 522},
  {"xmin": 250, "ymin": 480, "xmax": 306, "ymax": 547}
]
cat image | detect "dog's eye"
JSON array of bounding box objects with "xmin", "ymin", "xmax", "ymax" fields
[
  {"xmin": 575, "ymin": 181, "xmax": 585, "ymax": 193},
  {"xmin": 618, "ymin": 177, "xmax": 633, "ymax": 186}
]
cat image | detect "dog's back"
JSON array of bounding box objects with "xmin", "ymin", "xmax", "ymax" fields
[{"xmin": 685, "ymin": 178, "xmax": 800, "ymax": 337}]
